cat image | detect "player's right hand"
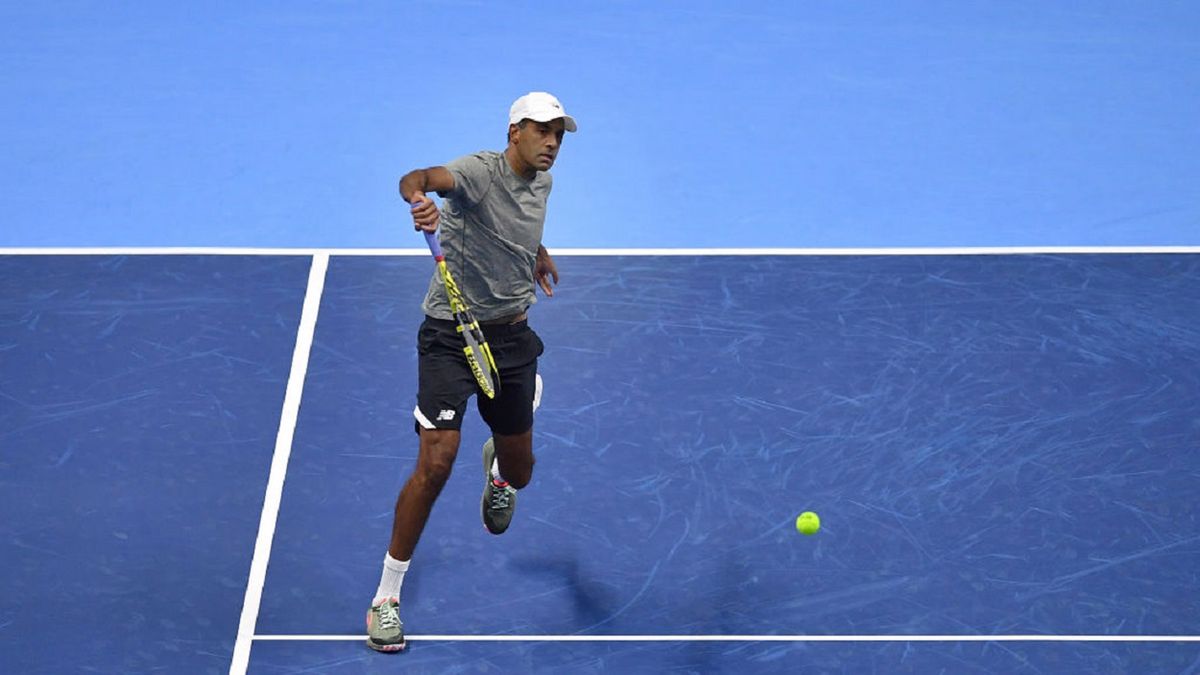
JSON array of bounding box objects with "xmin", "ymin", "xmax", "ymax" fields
[{"xmin": 409, "ymin": 194, "xmax": 439, "ymax": 232}]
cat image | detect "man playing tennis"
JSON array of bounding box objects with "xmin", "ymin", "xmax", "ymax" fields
[{"xmin": 366, "ymin": 92, "xmax": 576, "ymax": 652}]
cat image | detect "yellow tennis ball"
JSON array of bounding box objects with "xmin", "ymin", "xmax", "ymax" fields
[{"xmin": 795, "ymin": 511, "xmax": 820, "ymax": 535}]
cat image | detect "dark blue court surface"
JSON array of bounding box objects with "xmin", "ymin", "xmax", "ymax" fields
[
  {"xmin": 0, "ymin": 255, "xmax": 311, "ymax": 673},
  {"xmin": 3, "ymin": 253, "xmax": 1199, "ymax": 673},
  {"xmin": 248, "ymin": 640, "xmax": 1200, "ymax": 674}
]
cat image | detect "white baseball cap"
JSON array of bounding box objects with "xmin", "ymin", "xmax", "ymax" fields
[{"xmin": 509, "ymin": 92, "xmax": 578, "ymax": 132}]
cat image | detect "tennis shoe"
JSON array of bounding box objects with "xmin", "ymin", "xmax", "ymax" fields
[
  {"xmin": 366, "ymin": 597, "xmax": 405, "ymax": 652},
  {"xmin": 481, "ymin": 437, "xmax": 517, "ymax": 534}
]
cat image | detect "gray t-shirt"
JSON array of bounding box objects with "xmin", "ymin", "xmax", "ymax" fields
[{"xmin": 422, "ymin": 150, "xmax": 552, "ymax": 321}]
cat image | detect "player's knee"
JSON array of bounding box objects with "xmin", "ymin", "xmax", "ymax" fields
[
  {"xmin": 506, "ymin": 454, "xmax": 535, "ymax": 489},
  {"xmin": 415, "ymin": 433, "xmax": 459, "ymax": 491},
  {"xmin": 414, "ymin": 455, "xmax": 454, "ymax": 491}
]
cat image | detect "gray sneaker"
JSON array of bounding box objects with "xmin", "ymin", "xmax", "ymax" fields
[
  {"xmin": 366, "ymin": 597, "xmax": 405, "ymax": 652},
  {"xmin": 481, "ymin": 437, "xmax": 517, "ymax": 534}
]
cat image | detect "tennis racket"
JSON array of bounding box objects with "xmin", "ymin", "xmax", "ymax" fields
[{"xmin": 423, "ymin": 230, "xmax": 500, "ymax": 399}]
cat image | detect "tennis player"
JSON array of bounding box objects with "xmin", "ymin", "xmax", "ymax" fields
[{"xmin": 366, "ymin": 92, "xmax": 577, "ymax": 652}]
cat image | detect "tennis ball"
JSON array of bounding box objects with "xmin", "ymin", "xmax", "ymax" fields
[{"xmin": 795, "ymin": 511, "xmax": 820, "ymax": 535}]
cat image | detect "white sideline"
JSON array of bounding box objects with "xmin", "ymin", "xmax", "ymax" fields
[{"xmin": 229, "ymin": 254, "xmax": 329, "ymax": 675}]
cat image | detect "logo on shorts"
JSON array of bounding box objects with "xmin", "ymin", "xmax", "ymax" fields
[{"xmin": 437, "ymin": 410, "xmax": 456, "ymax": 421}]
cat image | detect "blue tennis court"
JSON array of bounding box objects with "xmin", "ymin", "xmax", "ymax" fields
[{"xmin": 2, "ymin": 251, "xmax": 1198, "ymax": 672}]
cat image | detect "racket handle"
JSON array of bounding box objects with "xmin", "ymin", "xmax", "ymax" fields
[{"xmin": 423, "ymin": 230, "xmax": 444, "ymax": 259}]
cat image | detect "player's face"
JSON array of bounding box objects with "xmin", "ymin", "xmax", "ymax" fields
[{"xmin": 512, "ymin": 118, "xmax": 566, "ymax": 174}]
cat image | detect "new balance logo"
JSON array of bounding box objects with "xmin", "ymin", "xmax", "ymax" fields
[{"xmin": 437, "ymin": 410, "xmax": 456, "ymax": 421}]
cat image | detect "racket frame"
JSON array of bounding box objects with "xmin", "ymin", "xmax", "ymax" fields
[{"xmin": 424, "ymin": 231, "xmax": 500, "ymax": 399}]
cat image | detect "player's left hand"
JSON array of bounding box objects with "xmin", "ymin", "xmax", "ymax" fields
[{"xmin": 535, "ymin": 246, "xmax": 559, "ymax": 297}]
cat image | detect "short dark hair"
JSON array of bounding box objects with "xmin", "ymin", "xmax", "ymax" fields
[{"xmin": 507, "ymin": 119, "xmax": 530, "ymax": 145}]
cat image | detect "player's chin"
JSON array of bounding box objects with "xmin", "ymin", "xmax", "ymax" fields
[{"xmin": 537, "ymin": 155, "xmax": 556, "ymax": 170}]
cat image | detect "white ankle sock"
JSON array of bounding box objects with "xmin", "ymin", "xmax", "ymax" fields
[
  {"xmin": 490, "ymin": 458, "xmax": 506, "ymax": 484},
  {"xmin": 373, "ymin": 553, "xmax": 409, "ymax": 604}
]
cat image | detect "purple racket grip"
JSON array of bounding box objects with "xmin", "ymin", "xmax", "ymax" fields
[{"xmin": 423, "ymin": 230, "xmax": 444, "ymax": 259}]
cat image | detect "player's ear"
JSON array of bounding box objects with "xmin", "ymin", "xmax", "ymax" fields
[{"xmin": 507, "ymin": 123, "xmax": 520, "ymax": 145}]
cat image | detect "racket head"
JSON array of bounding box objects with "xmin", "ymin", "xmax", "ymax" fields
[
  {"xmin": 437, "ymin": 261, "xmax": 501, "ymax": 398},
  {"xmin": 458, "ymin": 315, "xmax": 499, "ymax": 398}
]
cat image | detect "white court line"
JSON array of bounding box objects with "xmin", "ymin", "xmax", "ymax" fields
[
  {"xmin": 0, "ymin": 247, "xmax": 419, "ymax": 256},
  {"xmin": 229, "ymin": 254, "xmax": 329, "ymax": 675},
  {"xmin": 252, "ymin": 634, "xmax": 1200, "ymax": 643},
  {"xmin": 0, "ymin": 246, "xmax": 1199, "ymax": 256},
  {"xmin": 482, "ymin": 246, "xmax": 1200, "ymax": 256}
]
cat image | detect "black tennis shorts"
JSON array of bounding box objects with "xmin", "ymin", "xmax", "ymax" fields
[{"xmin": 413, "ymin": 316, "xmax": 544, "ymax": 435}]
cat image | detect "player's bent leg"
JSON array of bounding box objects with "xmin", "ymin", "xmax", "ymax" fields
[
  {"xmin": 493, "ymin": 430, "xmax": 535, "ymax": 489},
  {"xmin": 480, "ymin": 436, "xmax": 516, "ymax": 535},
  {"xmin": 480, "ymin": 430, "xmax": 534, "ymax": 535},
  {"xmin": 389, "ymin": 428, "xmax": 461, "ymax": 560},
  {"xmin": 476, "ymin": 330, "xmax": 542, "ymax": 534}
]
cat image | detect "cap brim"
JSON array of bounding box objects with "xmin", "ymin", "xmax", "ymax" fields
[{"xmin": 524, "ymin": 113, "xmax": 578, "ymax": 132}]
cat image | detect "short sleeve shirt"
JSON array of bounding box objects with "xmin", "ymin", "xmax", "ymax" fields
[{"xmin": 421, "ymin": 150, "xmax": 552, "ymax": 321}]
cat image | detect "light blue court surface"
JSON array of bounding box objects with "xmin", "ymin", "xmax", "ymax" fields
[
  {"xmin": 2, "ymin": 252, "xmax": 1199, "ymax": 673},
  {"xmin": 1, "ymin": 2, "xmax": 1199, "ymax": 249}
]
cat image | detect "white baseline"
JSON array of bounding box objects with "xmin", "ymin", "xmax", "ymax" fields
[
  {"xmin": 252, "ymin": 633, "xmax": 1200, "ymax": 642},
  {"xmin": 1, "ymin": 246, "xmax": 1198, "ymax": 256}
]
